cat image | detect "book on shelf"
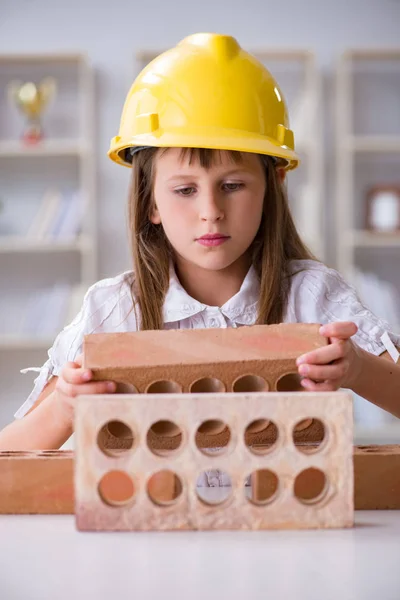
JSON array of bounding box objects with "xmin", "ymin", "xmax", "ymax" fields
[
  {"xmin": 49, "ymin": 189, "xmax": 84, "ymax": 241},
  {"xmin": 26, "ymin": 188, "xmax": 84, "ymax": 242},
  {"xmin": 3, "ymin": 282, "xmax": 88, "ymax": 341},
  {"xmin": 26, "ymin": 188, "xmax": 62, "ymax": 239},
  {"xmin": 21, "ymin": 283, "xmax": 71, "ymax": 338}
]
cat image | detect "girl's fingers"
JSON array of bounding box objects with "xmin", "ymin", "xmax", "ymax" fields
[
  {"xmin": 301, "ymin": 378, "xmax": 339, "ymax": 392},
  {"xmin": 297, "ymin": 342, "xmax": 346, "ymax": 366},
  {"xmin": 74, "ymin": 354, "xmax": 83, "ymax": 366},
  {"xmin": 61, "ymin": 362, "xmax": 92, "ymax": 385},
  {"xmin": 319, "ymin": 321, "xmax": 358, "ymax": 340},
  {"xmin": 298, "ymin": 360, "xmax": 348, "ymax": 383},
  {"xmin": 58, "ymin": 378, "xmax": 116, "ymax": 398},
  {"xmin": 58, "ymin": 353, "xmax": 116, "ymax": 399}
]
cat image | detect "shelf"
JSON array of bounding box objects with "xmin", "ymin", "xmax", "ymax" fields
[
  {"xmin": 344, "ymin": 48, "xmax": 400, "ymax": 60},
  {"xmin": 0, "ymin": 236, "xmax": 91, "ymax": 253},
  {"xmin": 0, "ymin": 53, "xmax": 86, "ymax": 64},
  {"xmin": 348, "ymin": 230, "xmax": 400, "ymax": 247},
  {"xmin": 346, "ymin": 135, "xmax": 400, "ymax": 153},
  {"xmin": 0, "ymin": 51, "xmax": 96, "ymax": 428},
  {"xmin": 0, "ymin": 139, "xmax": 88, "ymax": 157},
  {"xmin": 0, "ymin": 335, "xmax": 55, "ymax": 350}
]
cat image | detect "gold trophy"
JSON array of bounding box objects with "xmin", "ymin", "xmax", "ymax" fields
[{"xmin": 7, "ymin": 77, "xmax": 57, "ymax": 144}]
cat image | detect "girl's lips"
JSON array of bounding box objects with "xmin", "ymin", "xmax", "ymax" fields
[{"xmin": 196, "ymin": 235, "xmax": 230, "ymax": 247}]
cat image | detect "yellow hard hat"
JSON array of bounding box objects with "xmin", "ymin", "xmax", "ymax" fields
[{"xmin": 108, "ymin": 33, "xmax": 299, "ymax": 170}]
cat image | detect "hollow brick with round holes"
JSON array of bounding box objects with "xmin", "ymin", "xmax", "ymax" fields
[
  {"xmin": 74, "ymin": 391, "xmax": 354, "ymax": 531},
  {"xmin": 83, "ymin": 323, "xmax": 328, "ymax": 443},
  {"xmin": 1, "ymin": 445, "xmax": 400, "ymax": 514}
]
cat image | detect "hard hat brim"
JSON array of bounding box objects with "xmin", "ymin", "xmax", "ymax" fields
[{"xmin": 108, "ymin": 127, "xmax": 299, "ymax": 170}]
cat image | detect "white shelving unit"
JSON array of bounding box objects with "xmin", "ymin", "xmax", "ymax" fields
[
  {"xmin": 0, "ymin": 139, "xmax": 88, "ymax": 157},
  {"xmin": 0, "ymin": 335, "xmax": 56, "ymax": 351},
  {"xmin": 136, "ymin": 48, "xmax": 325, "ymax": 261},
  {"xmin": 335, "ymin": 49, "xmax": 400, "ymax": 330},
  {"xmin": 0, "ymin": 53, "xmax": 96, "ymax": 348},
  {"xmin": 0, "ymin": 235, "xmax": 92, "ymax": 253},
  {"xmin": 0, "ymin": 53, "xmax": 96, "ymax": 427},
  {"xmin": 335, "ymin": 49, "xmax": 400, "ymax": 443}
]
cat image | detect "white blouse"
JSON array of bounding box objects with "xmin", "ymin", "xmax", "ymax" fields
[{"xmin": 16, "ymin": 258, "xmax": 400, "ymax": 420}]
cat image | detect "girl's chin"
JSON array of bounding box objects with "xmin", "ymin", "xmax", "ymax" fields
[
  {"xmin": 172, "ymin": 246, "xmax": 248, "ymax": 272},
  {"xmin": 186, "ymin": 256, "xmax": 239, "ymax": 272}
]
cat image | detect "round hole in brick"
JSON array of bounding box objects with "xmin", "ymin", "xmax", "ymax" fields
[
  {"xmin": 147, "ymin": 470, "xmax": 183, "ymax": 506},
  {"xmin": 294, "ymin": 418, "xmax": 314, "ymax": 432},
  {"xmin": 114, "ymin": 381, "xmax": 138, "ymax": 394},
  {"xmin": 276, "ymin": 372, "xmax": 303, "ymax": 391},
  {"xmin": 246, "ymin": 469, "xmax": 279, "ymax": 505},
  {"xmin": 245, "ymin": 418, "xmax": 270, "ymax": 434},
  {"xmin": 232, "ymin": 374, "xmax": 269, "ymax": 393},
  {"xmin": 98, "ymin": 470, "xmax": 135, "ymax": 507},
  {"xmin": 293, "ymin": 418, "xmax": 325, "ymax": 453},
  {"xmin": 147, "ymin": 420, "xmax": 183, "ymax": 456},
  {"xmin": 97, "ymin": 420, "xmax": 135, "ymax": 457},
  {"xmin": 189, "ymin": 377, "xmax": 225, "ymax": 393},
  {"xmin": 244, "ymin": 420, "xmax": 279, "ymax": 455},
  {"xmin": 195, "ymin": 420, "xmax": 231, "ymax": 455},
  {"xmin": 294, "ymin": 468, "xmax": 328, "ymax": 504},
  {"xmin": 150, "ymin": 420, "xmax": 181, "ymax": 437},
  {"xmin": 146, "ymin": 380, "xmax": 182, "ymax": 394},
  {"xmin": 196, "ymin": 470, "xmax": 232, "ymax": 505}
]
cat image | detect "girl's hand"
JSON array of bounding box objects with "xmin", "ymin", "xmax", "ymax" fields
[
  {"xmin": 54, "ymin": 354, "xmax": 116, "ymax": 419},
  {"xmin": 296, "ymin": 322, "xmax": 363, "ymax": 392}
]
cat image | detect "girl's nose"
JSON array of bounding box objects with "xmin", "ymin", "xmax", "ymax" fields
[{"xmin": 199, "ymin": 191, "xmax": 225, "ymax": 222}]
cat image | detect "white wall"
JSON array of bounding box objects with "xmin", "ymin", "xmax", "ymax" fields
[{"xmin": 1, "ymin": 0, "xmax": 399, "ymax": 279}]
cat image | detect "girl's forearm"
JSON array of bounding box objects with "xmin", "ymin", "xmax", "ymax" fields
[
  {"xmin": 0, "ymin": 392, "xmax": 73, "ymax": 451},
  {"xmin": 350, "ymin": 348, "xmax": 400, "ymax": 418}
]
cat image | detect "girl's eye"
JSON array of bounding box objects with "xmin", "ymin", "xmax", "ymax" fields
[
  {"xmin": 176, "ymin": 187, "xmax": 195, "ymax": 196},
  {"xmin": 223, "ymin": 182, "xmax": 243, "ymax": 192}
]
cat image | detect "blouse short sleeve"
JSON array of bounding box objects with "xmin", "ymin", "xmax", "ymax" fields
[
  {"xmin": 14, "ymin": 292, "xmax": 91, "ymax": 419},
  {"xmin": 287, "ymin": 260, "xmax": 400, "ymax": 357},
  {"xmin": 14, "ymin": 272, "xmax": 134, "ymax": 419}
]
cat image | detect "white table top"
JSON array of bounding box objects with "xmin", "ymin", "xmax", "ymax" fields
[{"xmin": 1, "ymin": 511, "xmax": 400, "ymax": 600}]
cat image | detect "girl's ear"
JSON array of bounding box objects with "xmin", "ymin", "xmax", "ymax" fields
[
  {"xmin": 149, "ymin": 205, "xmax": 161, "ymax": 225},
  {"xmin": 277, "ymin": 167, "xmax": 286, "ymax": 183}
]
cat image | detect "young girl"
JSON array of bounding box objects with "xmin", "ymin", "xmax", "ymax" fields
[{"xmin": 0, "ymin": 33, "xmax": 399, "ymax": 451}]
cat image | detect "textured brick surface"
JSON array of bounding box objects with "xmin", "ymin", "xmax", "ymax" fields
[
  {"xmin": 1, "ymin": 445, "xmax": 398, "ymax": 515},
  {"xmin": 0, "ymin": 450, "xmax": 73, "ymax": 514},
  {"xmin": 354, "ymin": 445, "xmax": 400, "ymax": 509},
  {"xmin": 74, "ymin": 391, "xmax": 354, "ymax": 531},
  {"xmin": 83, "ymin": 323, "xmax": 328, "ymax": 445},
  {"xmin": 83, "ymin": 324, "xmax": 327, "ymax": 375}
]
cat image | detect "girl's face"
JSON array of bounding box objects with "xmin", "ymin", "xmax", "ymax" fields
[{"xmin": 151, "ymin": 148, "xmax": 266, "ymax": 274}]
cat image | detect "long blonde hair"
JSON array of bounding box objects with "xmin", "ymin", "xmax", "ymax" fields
[{"xmin": 127, "ymin": 147, "xmax": 317, "ymax": 330}]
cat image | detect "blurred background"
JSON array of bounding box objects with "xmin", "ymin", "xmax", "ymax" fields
[{"xmin": 0, "ymin": 0, "xmax": 399, "ymax": 444}]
